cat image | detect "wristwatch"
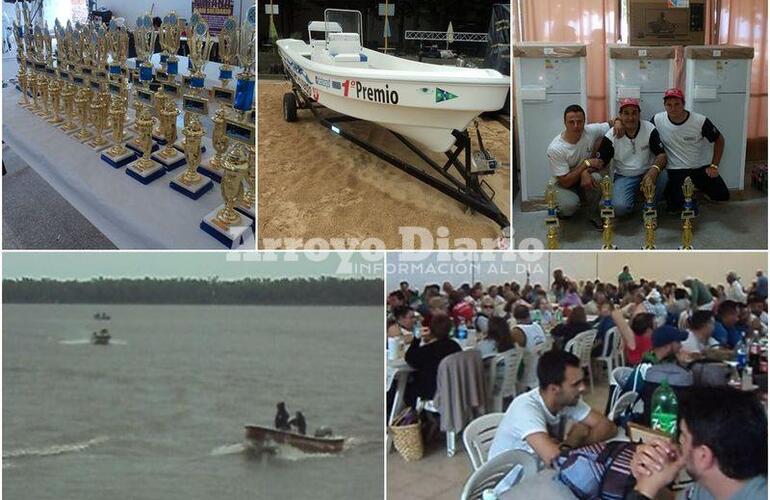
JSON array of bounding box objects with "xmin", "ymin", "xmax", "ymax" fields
[{"xmin": 709, "ymin": 163, "xmax": 719, "ymax": 170}]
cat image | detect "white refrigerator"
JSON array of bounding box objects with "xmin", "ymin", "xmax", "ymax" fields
[
  {"xmin": 513, "ymin": 43, "xmax": 587, "ymax": 207},
  {"xmin": 607, "ymin": 45, "xmax": 675, "ymax": 121},
  {"xmin": 684, "ymin": 45, "xmax": 754, "ymax": 190}
]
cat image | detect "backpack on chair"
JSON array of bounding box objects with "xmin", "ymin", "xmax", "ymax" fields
[{"xmin": 554, "ymin": 441, "xmax": 638, "ymax": 500}]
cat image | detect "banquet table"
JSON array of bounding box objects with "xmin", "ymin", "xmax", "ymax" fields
[{"xmin": 3, "ymin": 85, "xmax": 254, "ymax": 249}]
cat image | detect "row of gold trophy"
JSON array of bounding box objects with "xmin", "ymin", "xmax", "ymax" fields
[
  {"xmin": 544, "ymin": 176, "xmax": 696, "ymax": 250},
  {"xmin": 12, "ymin": 2, "xmax": 257, "ymax": 248}
]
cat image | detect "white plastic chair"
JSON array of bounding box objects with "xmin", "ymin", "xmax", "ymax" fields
[
  {"xmin": 487, "ymin": 349, "xmax": 524, "ymax": 413},
  {"xmin": 517, "ymin": 341, "xmax": 549, "ymax": 393},
  {"xmin": 596, "ymin": 327, "xmax": 621, "ymax": 381},
  {"xmin": 462, "ymin": 413, "xmax": 505, "ymax": 471},
  {"xmin": 460, "ymin": 449, "xmax": 540, "ymax": 500},
  {"xmin": 609, "ymin": 390, "xmax": 639, "ymax": 422},
  {"xmin": 565, "ymin": 329, "xmax": 597, "ymax": 393},
  {"xmin": 606, "ymin": 366, "xmax": 634, "ymax": 416}
]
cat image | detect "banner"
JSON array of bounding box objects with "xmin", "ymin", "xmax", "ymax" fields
[{"xmin": 192, "ymin": 0, "xmax": 233, "ymax": 35}]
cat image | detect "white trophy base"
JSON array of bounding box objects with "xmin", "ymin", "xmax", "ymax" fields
[
  {"xmin": 200, "ymin": 205, "xmax": 250, "ymax": 249},
  {"xmin": 87, "ymin": 136, "xmax": 113, "ymax": 151},
  {"xmin": 71, "ymin": 129, "xmax": 94, "ymax": 143},
  {"xmin": 101, "ymin": 147, "xmax": 137, "ymax": 168},
  {"xmin": 170, "ymin": 172, "xmax": 214, "ymax": 200},
  {"xmin": 125, "ymin": 157, "xmax": 166, "ymax": 185},
  {"xmin": 152, "ymin": 147, "xmax": 187, "ymax": 171}
]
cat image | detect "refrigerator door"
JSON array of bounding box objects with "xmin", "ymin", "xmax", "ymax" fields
[
  {"xmin": 517, "ymin": 56, "xmax": 584, "ymax": 93},
  {"xmin": 689, "ymin": 58, "xmax": 751, "ymax": 94},
  {"xmin": 689, "ymin": 93, "xmax": 747, "ymax": 189},
  {"xmin": 613, "ymin": 58, "xmax": 673, "ymax": 93},
  {"xmin": 518, "ymin": 93, "xmax": 583, "ymax": 201},
  {"xmin": 638, "ymin": 92, "xmax": 666, "ymax": 122}
]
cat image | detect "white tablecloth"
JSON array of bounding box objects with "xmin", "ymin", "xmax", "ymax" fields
[{"xmin": 3, "ymin": 87, "xmax": 253, "ymax": 249}]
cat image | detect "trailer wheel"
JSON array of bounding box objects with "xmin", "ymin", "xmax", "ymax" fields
[{"xmin": 283, "ymin": 92, "xmax": 297, "ymax": 122}]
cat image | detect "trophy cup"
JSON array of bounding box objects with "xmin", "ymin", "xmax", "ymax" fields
[
  {"xmin": 125, "ymin": 107, "xmax": 166, "ymax": 184},
  {"xmin": 59, "ymin": 83, "xmax": 79, "ymax": 133},
  {"xmin": 641, "ymin": 176, "xmax": 657, "ymax": 250},
  {"xmin": 87, "ymin": 92, "xmax": 112, "ymax": 150},
  {"xmin": 213, "ymin": 16, "xmax": 238, "ymax": 106},
  {"xmin": 198, "ymin": 107, "xmax": 228, "ymax": 183},
  {"xmin": 87, "ymin": 26, "xmax": 107, "ymax": 95},
  {"xmin": 54, "ymin": 19, "xmax": 72, "ymax": 84},
  {"xmin": 127, "ymin": 14, "xmax": 158, "ymax": 154},
  {"xmin": 42, "ymin": 21, "xmax": 55, "ymax": 77},
  {"xmin": 158, "ymin": 13, "xmax": 182, "ymax": 97},
  {"xmin": 46, "ymin": 77, "xmax": 64, "ymax": 124},
  {"xmin": 101, "ymin": 95, "xmax": 137, "ymax": 167},
  {"xmin": 27, "ymin": 72, "xmax": 39, "ymax": 112},
  {"xmin": 151, "ymin": 100, "xmax": 186, "ymax": 171},
  {"xmin": 72, "ymin": 87, "xmax": 94, "ymax": 142},
  {"xmin": 13, "ymin": 14, "xmax": 27, "ymax": 93},
  {"xmin": 680, "ymin": 177, "xmax": 696, "ymax": 250},
  {"xmin": 200, "ymin": 142, "xmax": 250, "ymax": 248},
  {"xmin": 600, "ymin": 175, "xmax": 617, "ymax": 250},
  {"xmin": 223, "ymin": 6, "xmax": 256, "ymax": 148},
  {"xmin": 35, "ymin": 74, "xmax": 50, "ymax": 118},
  {"xmin": 236, "ymin": 144, "xmax": 256, "ymax": 223},
  {"xmin": 181, "ymin": 14, "xmax": 213, "ymax": 129},
  {"xmin": 169, "ymin": 113, "xmax": 213, "ymax": 199},
  {"xmin": 18, "ymin": 69, "xmax": 29, "ymax": 106},
  {"xmin": 69, "ymin": 23, "xmax": 87, "ymax": 87},
  {"xmin": 152, "ymin": 85, "xmax": 170, "ymax": 143},
  {"xmin": 544, "ymin": 179, "xmax": 560, "ymax": 250}
]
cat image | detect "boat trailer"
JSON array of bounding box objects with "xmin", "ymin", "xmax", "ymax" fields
[{"xmin": 282, "ymin": 81, "xmax": 510, "ymax": 233}]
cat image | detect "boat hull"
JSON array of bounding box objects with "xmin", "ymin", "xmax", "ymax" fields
[
  {"xmin": 277, "ymin": 39, "xmax": 509, "ymax": 152},
  {"xmin": 244, "ymin": 425, "xmax": 345, "ymax": 454}
]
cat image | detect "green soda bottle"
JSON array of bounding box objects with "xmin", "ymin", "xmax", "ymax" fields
[{"xmin": 650, "ymin": 378, "xmax": 678, "ymax": 436}]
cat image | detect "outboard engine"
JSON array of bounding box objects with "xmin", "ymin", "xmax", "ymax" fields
[{"xmin": 314, "ymin": 426, "xmax": 333, "ymax": 438}]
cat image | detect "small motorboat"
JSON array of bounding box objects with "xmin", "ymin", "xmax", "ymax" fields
[
  {"xmin": 93, "ymin": 312, "xmax": 111, "ymax": 320},
  {"xmin": 91, "ymin": 328, "xmax": 111, "ymax": 345},
  {"xmin": 244, "ymin": 425, "xmax": 345, "ymax": 454}
]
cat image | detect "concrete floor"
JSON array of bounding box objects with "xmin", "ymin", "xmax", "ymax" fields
[
  {"xmin": 513, "ymin": 171, "xmax": 768, "ymax": 250},
  {"xmin": 387, "ymin": 375, "xmax": 611, "ymax": 500},
  {"xmin": 2, "ymin": 143, "xmax": 116, "ymax": 249}
]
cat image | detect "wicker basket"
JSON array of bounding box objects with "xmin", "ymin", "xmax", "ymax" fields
[{"xmin": 390, "ymin": 421, "xmax": 424, "ymax": 462}]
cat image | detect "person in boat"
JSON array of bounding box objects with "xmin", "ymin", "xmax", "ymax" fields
[
  {"xmin": 275, "ymin": 402, "xmax": 290, "ymax": 431},
  {"xmin": 289, "ymin": 411, "xmax": 307, "ymax": 435}
]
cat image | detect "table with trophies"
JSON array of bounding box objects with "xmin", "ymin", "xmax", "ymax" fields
[{"xmin": 8, "ymin": 3, "xmax": 256, "ymax": 249}]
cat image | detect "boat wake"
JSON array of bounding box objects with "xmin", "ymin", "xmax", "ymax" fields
[
  {"xmin": 211, "ymin": 442, "xmax": 339, "ymax": 461},
  {"xmin": 3, "ymin": 436, "xmax": 109, "ymax": 460},
  {"xmin": 58, "ymin": 339, "xmax": 127, "ymax": 345},
  {"xmin": 210, "ymin": 442, "xmax": 248, "ymax": 456}
]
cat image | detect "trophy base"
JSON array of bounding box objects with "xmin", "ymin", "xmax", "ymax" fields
[
  {"xmin": 169, "ymin": 173, "xmax": 214, "ymax": 200},
  {"xmin": 174, "ymin": 138, "xmax": 205, "ymax": 154},
  {"xmin": 125, "ymin": 158, "xmax": 166, "ymax": 185},
  {"xmin": 601, "ymin": 245, "xmax": 618, "ymax": 250},
  {"xmin": 678, "ymin": 245, "xmax": 694, "ymax": 251},
  {"xmin": 101, "ymin": 147, "xmax": 138, "ymax": 168},
  {"xmin": 153, "ymin": 131, "xmax": 168, "ymax": 145},
  {"xmin": 60, "ymin": 122, "xmax": 79, "ymax": 134},
  {"xmin": 152, "ymin": 148, "xmax": 187, "ymax": 172},
  {"xmin": 235, "ymin": 203, "xmax": 256, "ymax": 233},
  {"xmin": 126, "ymin": 140, "xmax": 160, "ymax": 155},
  {"xmin": 87, "ymin": 137, "xmax": 113, "ymax": 152},
  {"xmin": 200, "ymin": 205, "xmax": 251, "ymax": 249},
  {"xmin": 197, "ymin": 164, "xmax": 223, "ymax": 183},
  {"xmin": 642, "ymin": 245, "xmax": 657, "ymax": 250},
  {"xmin": 72, "ymin": 129, "xmax": 94, "ymax": 143},
  {"xmin": 35, "ymin": 110, "xmax": 53, "ymax": 119},
  {"xmin": 46, "ymin": 115, "xmax": 64, "ymax": 125}
]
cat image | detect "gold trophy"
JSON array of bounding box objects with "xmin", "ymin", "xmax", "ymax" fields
[
  {"xmin": 169, "ymin": 113, "xmax": 213, "ymax": 199},
  {"xmin": 60, "ymin": 83, "xmax": 78, "ymax": 132},
  {"xmin": 223, "ymin": 6, "xmax": 256, "ymax": 145},
  {"xmin": 42, "ymin": 20, "xmax": 54, "ymax": 76},
  {"xmin": 125, "ymin": 107, "xmax": 166, "ymax": 184},
  {"xmin": 183, "ymin": 12, "xmax": 213, "ymax": 122},
  {"xmin": 151, "ymin": 100, "xmax": 187, "ymax": 171},
  {"xmin": 201, "ymin": 143, "xmax": 250, "ymax": 248},
  {"xmin": 198, "ymin": 107, "xmax": 228, "ymax": 182},
  {"xmin": 18, "ymin": 69, "xmax": 29, "ymax": 107},
  {"xmin": 152, "ymin": 85, "xmax": 170, "ymax": 141},
  {"xmin": 101, "ymin": 95, "xmax": 137, "ymax": 167},
  {"xmin": 54, "ymin": 19, "xmax": 72, "ymax": 84},
  {"xmin": 213, "ymin": 16, "xmax": 238, "ymax": 106},
  {"xmin": 28, "ymin": 72, "xmax": 39, "ymax": 112},
  {"xmin": 87, "ymin": 92, "xmax": 111, "ymax": 150},
  {"xmin": 73, "ymin": 87, "xmax": 93, "ymax": 142},
  {"xmin": 641, "ymin": 176, "xmax": 657, "ymax": 250},
  {"xmin": 46, "ymin": 77, "xmax": 64, "ymax": 124},
  {"xmin": 680, "ymin": 177, "xmax": 696, "ymax": 250},
  {"xmin": 544, "ymin": 179, "xmax": 560, "ymax": 250},
  {"xmin": 600, "ymin": 175, "xmax": 617, "ymax": 250},
  {"xmin": 236, "ymin": 144, "xmax": 256, "ymax": 221},
  {"xmin": 35, "ymin": 74, "xmax": 50, "ymax": 117}
]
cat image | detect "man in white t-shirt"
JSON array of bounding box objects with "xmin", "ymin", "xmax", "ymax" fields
[
  {"xmin": 652, "ymin": 88, "xmax": 728, "ymax": 212},
  {"xmin": 488, "ymin": 350, "xmax": 617, "ymax": 466},
  {"xmin": 725, "ymin": 271, "xmax": 747, "ymax": 304},
  {"xmin": 680, "ymin": 310, "xmax": 719, "ymax": 356},
  {"xmin": 595, "ymin": 98, "xmax": 668, "ymax": 217},
  {"xmin": 547, "ymin": 104, "xmax": 622, "ymax": 227}
]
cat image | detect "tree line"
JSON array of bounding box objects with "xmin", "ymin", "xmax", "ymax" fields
[{"xmin": 3, "ymin": 277, "xmax": 384, "ymax": 305}]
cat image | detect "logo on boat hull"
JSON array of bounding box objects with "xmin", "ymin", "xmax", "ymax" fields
[
  {"xmin": 342, "ymin": 80, "xmax": 399, "ymax": 105},
  {"xmin": 436, "ymin": 88, "xmax": 458, "ymax": 103}
]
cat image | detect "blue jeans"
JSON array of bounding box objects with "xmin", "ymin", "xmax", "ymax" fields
[{"xmin": 612, "ymin": 170, "xmax": 668, "ymax": 217}]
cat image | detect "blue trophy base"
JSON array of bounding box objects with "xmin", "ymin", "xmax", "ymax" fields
[
  {"xmin": 169, "ymin": 173, "xmax": 213, "ymax": 200},
  {"xmin": 197, "ymin": 164, "xmax": 223, "ymax": 183},
  {"xmin": 235, "ymin": 204, "xmax": 255, "ymax": 233},
  {"xmin": 125, "ymin": 158, "xmax": 166, "ymax": 185},
  {"xmin": 152, "ymin": 147, "xmax": 187, "ymax": 172},
  {"xmin": 200, "ymin": 205, "xmax": 250, "ymax": 249},
  {"xmin": 101, "ymin": 147, "xmax": 137, "ymax": 168}
]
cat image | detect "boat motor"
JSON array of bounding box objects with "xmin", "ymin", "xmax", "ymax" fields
[{"xmin": 470, "ymin": 121, "xmax": 498, "ymax": 175}]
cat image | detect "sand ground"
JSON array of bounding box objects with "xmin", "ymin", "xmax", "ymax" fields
[{"xmin": 257, "ymin": 81, "xmax": 511, "ymax": 249}]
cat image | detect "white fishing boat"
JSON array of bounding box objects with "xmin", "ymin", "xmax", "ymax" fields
[{"xmin": 277, "ymin": 9, "xmax": 509, "ymax": 153}]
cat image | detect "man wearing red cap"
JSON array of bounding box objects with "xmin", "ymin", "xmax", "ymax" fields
[
  {"xmin": 547, "ymin": 104, "xmax": 623, "ymax": 227},
  {"xmin": 652, "ymin": 88, "xmax": 728, "ymax": 212},
  {"xmin": 594, "ymin": 98, "xmax": 668, "ymax": 216}
]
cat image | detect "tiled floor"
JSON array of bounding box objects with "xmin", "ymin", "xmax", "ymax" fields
[{"xmin": 387, "ymin": 375, "xmax": 612, "ymax": 500}]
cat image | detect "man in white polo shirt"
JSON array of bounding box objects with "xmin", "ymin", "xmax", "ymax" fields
[
  {"xmin": 547, "ymin": 104, "xmax": 622, "ymax": 228},
  {"xmin": 488, "ymin": 350, "xmax": 617, "ymax": 467},
  {"xmin": 652, "ymin": 88, "xmax": 728, "ymax": 212},
  {"xmin": 595, "ymin": 98, "xmax": 668, "ymax": 216}
]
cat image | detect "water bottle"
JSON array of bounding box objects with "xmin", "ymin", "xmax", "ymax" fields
[
  {"xmin": 413, "ymin": 323, "xmax": 421, "ymax": 340},
  {"xmin": 736, "ymin": 340, "xmax": 747, "ymax": 374},
  {"xmin": 650, "ymin": 378, "xmax": 678, "ymax": 436},
  {"xmin": 457, "ymin": 322, "xmax": 468, "ymax": 341},
  {"xmin": 555, "ymin": 308, "xmax": 563, "ymax": 324},
  {"xmin": 532, "ymin": 309, "xmax": 541, "ymax": 324}
]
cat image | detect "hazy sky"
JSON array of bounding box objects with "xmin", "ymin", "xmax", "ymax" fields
[{"xmin": 3, "ymin": 252, "xmax": 384, "ymax": 280}]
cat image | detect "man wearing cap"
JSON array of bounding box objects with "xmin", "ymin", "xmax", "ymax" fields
[
  {"xmin": 621, "ymin": 325, "xmax": 688, "ymax": 395},
  {"xmin": 594, "ymin": 98, "xmax": 668, "ymax": 216},
  {"xmin": 546, "ymin": 104, "xmax": 623, "ymax": 227},
  {"xmin": 652, "ymin": 88, "xmax": 728, "ymax": 212}
]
